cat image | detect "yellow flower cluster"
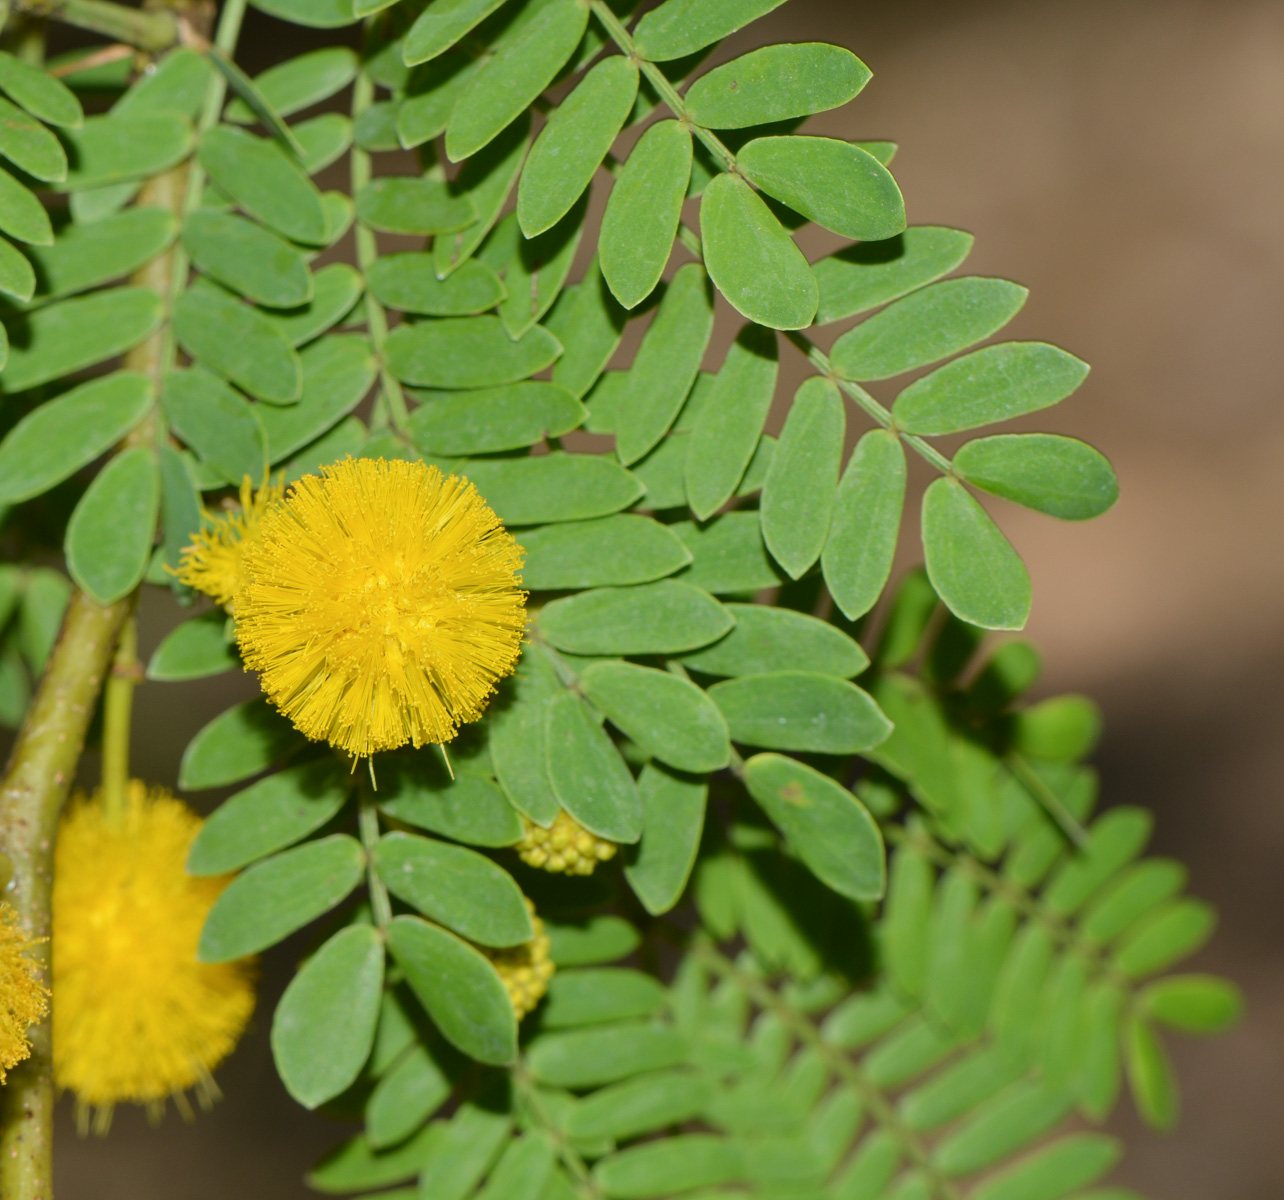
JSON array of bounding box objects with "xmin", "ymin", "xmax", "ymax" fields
[
  {"xmin": 178, "ymin": 458, "xmax": 526, "ymax": 759},
  {"xmin": 53, "ymin": 781, "xmax": 255, "ymax": 1128},
  {"xmin": 487, "ymin": 901, "xmax": 554, "ymax": 1020},
  {"xmin": 174, "ymin": 475, "xmax": 284, "ymax": 611},
  {"xmin": 0, "ymin": 903, "xmax": 47, "ymax": 1083},
  {"xmin": 516, "ymin": 811, "xmax": 618, "ymax": 876}
]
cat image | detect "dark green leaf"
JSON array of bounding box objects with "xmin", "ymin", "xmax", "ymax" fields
[
  {"xmin": 405, "ymin": 0, "xmax": 511, "ymax": 65},
  {"xmin": 415, "ymin": 1090, "xmax": 518, "ymax": 1200},
  {"xmin": 179, "ymin": 697, "xmax": 304, "ymax": 790},
  {"xmin": 147, "ymin": 610, "xmax": 239, "ymax": 684},
  {"xmin": 475, "ymin": 1134, "xmax": 556, "ymax": 1200},
  {"xmin": 207, "ymin": 48, "xmax": 305, "ymax": 158},
  {"xmin": 952, "ymin": 434, "xmax": 1118, "ymax": 521},
  {"xmin": 272, "ymin": 924, "xmax": 384, "ymax": 1108},
  {"xmin": 65, "ymin": 445, "xmax": 158, "ymax": 604},
  {"xmin": 199, "ymin": 834, "xmax": 366, "ymax": 961},
  {"xmin": 162, "ymin": 368, "xmax": 268, "ymax": 485},
  {"xmin": 464, "ymin": 452, "xmax": 642, "ymax": 525},
  {"xmin": 369, "ymin": 254, "xmax": 503, "ymax": 316},
  {"xmin": 519, "ymin": 514, "xmax": 691, "ymax": 590},
  {"xmin": 399, "ymin": 52, "xmax": 484, "ymax": 150},
  {"xmin": 633, "ymin": 0, "xmax": 788, "ymax": 61},
  {"xmin": 709, "ymin": 671, "xmax": 891, "ymax": 753},
  {"xmin": 528, "ymin": 1022, "xmax": 687, "ymax": 1088},
  {"xmin": 307, "ymin": 1128, "xmax": 436, "ymax": 1194},
  {"xmin": 540, "ymin": 580, "xmax": 732, "ymax": 655},
  {"xmin": 385, "ymin": 315, "xmax": 559, "ymax": 388},
  {"xmin": 679, "ymin": 603, "xmax": 868, "ymax": 678},
  {"xmin": 624, "ymin": 765, "xmax": 706, "ymax": 916},
  {"xmin": 183, "ymin": 209, "xmax": 313, "ymax": 308},
  {"xmin": 259, "ymin": 335, "xmax": 377, "ymax": 461},
  {"xmin": 545, "ymin": 690, "xmax": 643, "ymax": 843}
]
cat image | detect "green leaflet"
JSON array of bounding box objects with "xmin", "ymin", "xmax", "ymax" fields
[
  {"xmin": 258, "ymin": 335, "xmax": 377, "ymax": 460},
  {"xmin": 600, "ymin": 120, "xmax": 692, "ymax": 310},
  {"xmin": 178, "ymin": 697, "xmax": 303, "ymax": 790},
  {"xmin": 544, "ymin": 690, "xmax": 643, "ymax": 843},
  {"xmin": 65, "ymin": 445, "xmax": 159, "ymax": 605},
  {"xmin": 272, "ymin": 924, "xmax": 384, "ymax": 1109},
  {"xmin": 1112, "ymin": 899, "xmax": 1216, "ymax": 980},
  {"xmin": 293, "ymin": 113, "xmax": 353, "ymax": 175},
  {"xmin": 1141, "ymin": 974, "xmax": 1243, "ymax": 1034},
  {"xmin": 546, "ymin": 915, "xmax": 640, "ymax": 967},
  {"xmin": 814, "ymin": 225, "xmax": 975, "ymax": 325},
  {"xmin": 519, "ymin": 57, "xmax": 639, "ymax": 237},
  {"xmin": 822, "ymin": 428, "xmax": 907, "ymax": 621},
  {"xmin": 634, "ymin": 0, "xmax": 788, "ymax": 61},
  {"xmin": 199, "ymin": 124, "xmax": 330, "ymax": 245},
  {"xmin": 594, "ymin": 1134, "xmax": 743, "ymax": 1198},
  {"xmin": 0, "ymin": 165, "xmax": 53, "ymax": 245},
  {"xmin": 518, "ymin": 515, "xmax": 692, "ymax": 590},
  {"xmin": 700, "ymin": 172, "xmax": 817, "ymax": 330},
  {"xmin": 710, "ymin": 671, "xmax": 892, "ymax": 754},
  {"xmin": 489, "ymin": 646, "xmax": 563, "ymax": 825},
  {"xmin": 952, "ymin": 434, "xmax": 1119, "ymax": 521},
  {"xmin": 187, "ymin": 759, "xmax": 351, "ymax": 875},
  {"xmin": 0, "ymin": 51, "xmax": 82, "ymax": 127},
  {"xmin": 385, "ymin": 315, "xmax": 560, "ymax": 388},
  {"xmin": 581, "ymin": 661, "xmax": 731, "ymax": 774},
  {"xmin": 922, "ymin": 478, "xmax": 1032, "ymax": 631},
  {"xmin": 369, "ymin": 254, "xmax": 503, "ymax": 316},
  {"xmin": 183, "ymin": 209, "xmax": 314, "ymax": 308},
  {"xmin": 387, "ymin": 914, "xmax": 517, "ymax": 1065},
  {"xmin": 248, "ymin": 0, "xmax": 359, "ymax": 28},
  {"xmin": 399, "ymin": 52, "xmax": 483, "ymax": 149},
  {"xmin": 540, "ymin": 580, "xmax": 733, "ymax": 656},
  {"xmin": 679, "ymin": 603, "xmax": 868, "ymax": 679},
  {"xmin": 113, "ymin": 47, "xmax": 211, "ymax": 122},
  {"xmin": 624, "ymin": 765, "xmax": 707, "ymax": 916},
  {"xmin": 614, "ymin": 263, "xmax": 714, "ymax": 465},
  {"xmin": 225, "ymin": 48, "xmax": 358, "ymax": 123},
  {"xmin": 761, "ymin": 377, "xmax": 844, "ymax": 578},
  {"xmin": 407, "ymin": 382, "xmax": 584, "ymax": 456},
  {"xmin": 365, "ymin": 1040, "xmax": 457, "ymax": 1149},
  {"xmin": 198, "ymin": 834, "xmax": 366, "ymax": 962},
  {"xmin": 146, "ymin": 611, "xmax": 240, "ymax": 685},
  {"xmin": 738, "ymin": 136, "xmax": 905, "ymax": 241},
  {"xmin": 356, "ymin": 176, "xmax": 475, "ymax": 235},
  {"xmin": 684, "ymin": 43, "xmax": 869, "ymax": 129},
  {"xmin": 373, "ymin": 831, "xmax": 532, "ymax": 947},
  {"xmin": 672, "ymin": 512, "xmax": 786, "ymax": 595},
  {"xmin": 0, "ymin": 95, "xmax": 66, "ymax": 181},
  {"xmin": 262, "ymin": 262, "xmax": 364, "ymax": 347},
  {"xmin": 832, "ymin": 277, "xmax": 1029, "ymax": 382},
  {"xmin": 498, "ymin": 195, "xmax": 588, "ymax": 338},
  {"xmin": 527, "ymin": 1022, "xmax": 688, "ymax": 1088},
  {"xmin": 969, "ymin": 1135, "xmax": 1120, "ymax": 1200},
  {"xmin": 744, "ymin": 754, "xmax": 885, "ymax": 901},
  {"xmin": 163, "ymin": 368, "xmax": 269, "ymax": 485},
  {"xmin": 542, "ymin": 968, "xmax": 667, "ymax": 1029},
  {"xmin": 1, "ymin": 287, "xmax": 162, "ymax": 394},
  {"xmin": 0, "ymin": 373, "xmax": 151, "ymax": 504},
  {"xmin": 62, "ymin": 114, "xmax": 193, "ymax": 189},
  {"xmin": 445, "ymin": 0, "xmax": 588, "ymax": 161},
  {"xmin": 378, "ymin": 754, "xmax": 522, "ymax": 848},
  {"xmin": 22, "ymin": 207, "xmax": 177, "ymax": 302},
  {"xmin": 567, "ymin": 1069, "xmax": 711, "ymax": 1142},
  {"xmin": 405, "ymin": 0, "xmax": 512, "ymax": 65},
  {"xmin": 159, "ymin": 444, "xmax": 202, "ymax": 573},
  {"xmin": 684, "ymin": 325, "xmax": 779, "ymax": 519},
  {"xmin": 548, "ymin": 258, "xmax": 628, "ymax": 398},
  {"xmin": 0, "ymin": 236, "xmax": 34, "ymax": 303},
  {"xmin": 463, "ymin": 453, "xmax": 642, "ymax": 525},
  {"xmin": 173, "ymin": 283, "xmax": 303, "ymax": 404}
]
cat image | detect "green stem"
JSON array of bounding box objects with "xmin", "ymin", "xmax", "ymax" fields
[
  {"xmin": 1006, "ymin": 751, "xmax": 1091, "ymax": 850},
  {"xmin": 11, "ymin": 0, "xmax": 176, "ymax": 50},
  {"xmin": 351, "ymin": 68, "xmax": 410, "ymax": 436},
  {"xmin": 0, "ymin": 592, "xmax": 132, "ymax": 1200},
  {"xmin": 514, "ymin": 1068, "xmax": 602, "ymax": 1199},
  {"xmin": 100, "ymin": 612, "xmax": 138, "ymax": 824},
  {"xmin": 358, "ymin": 785, "xmax": 392, "ymax": 929}
]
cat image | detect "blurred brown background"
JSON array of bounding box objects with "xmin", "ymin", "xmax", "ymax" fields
[{"xmin": 40, "ymin": 0, "xmax": 1284, "ymax": 1195}]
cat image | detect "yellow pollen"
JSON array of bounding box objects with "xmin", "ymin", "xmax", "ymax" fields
[
  {"xmin": 0, "ymin": 902, "xmax": 48, "ymax": 1083},
  {"xmin": 516, "ymin": 810, "xmax": 618, "ymax": 876},
  {"xmin": 234, "ymin": 457, "xmax": 527, "ymax": 758}
]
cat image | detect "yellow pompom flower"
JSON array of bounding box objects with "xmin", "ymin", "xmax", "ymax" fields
[
  {"xmin": 235, "ymin": 457, "xmax": 527, "ymax": 758},
  {"xmin": 53, "ymin": 781, "xmax": 255, "ymax": 1129},
  {"xmin": 516, "ymin": 811, "xmax": 618, "ymax": 876},
  {"xmin": 174, "ymin": 474, "xmax": 285, "ymax": 611},
  {"xmin": 487, "ymin": 901, "xmax": 553, "ymax": 1019},
  {"xmin": 0, "ymin": 903, "xmax": 48, "ymax": 1083}
]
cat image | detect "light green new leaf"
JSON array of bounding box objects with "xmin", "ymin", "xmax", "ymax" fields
[
  {"xmin": 614, "ymin": 263, "xmax": 714, "ymax": 465},
  {"xmin": 445, "ymin": 0, "xmax": 587, "ymax": 161},
  {"xmin": 744, "ymin": 753, "xmax": 886, "ymax": 900},
  {"xmin": 0, "ymin": 95, "xmax": 66, "ymax": 181},
  {"xmin": 519, "ymin": 514, "xmax": 691, "ymax": 590},
  {"xmin": 163, "ymin": 368, "xmax": 268, "ymax": 485},
  {"xmin": 519, "ymin": 57, "xmax": 638, "ymax": 237},
  {"xmin": 225, "ymin": 48, "xmax": 358, "ymax": 123},
  {"xmin": 179, "ymin": 697, "xmax": 303, "ymax": 790},
  {"xmin": 832, "ymin": 277, "xmax": 1028, "ymax": 381},
  {"xmin": 700, "ymin": 172, "xmax": 817, "ymax": 330},
  {"xmin": 710, "ymin": 672, "xmax": 892, "ymax": 754},
  {"xmin": 65, "ymin": 446, "xmax": 159, "ymax": 604},
  {"xmin": 1140, "ymin": 975, "xmax": 1243, "ymax": 1034},
  {"xmin": 633, "ymin": 0, "xmax": 788, "ymax": 61},
  {"xmin": 822, "ymin": 428, "xmax": 906, "ymax": 621},
  {"xmin": 593, "ymin": 1134, "xmax": 744, "ymax": 1198},
  {"xmin": 0, "ymin": 51, "xmax": 83, "ymax": 127},
  {"xmin": 624, "ymin": 765, "xmax": 707, "ymax": 916},
  {"xmin": 0, "ymin": 236, "xmax": 34, "ymax": 303},
  {"xmin": 1124, "ymin": 1016, "xmax": 1178, "ymax": 1131},
  {"xmin": 387, "ymin": 914, "xmax": 517, "ymax": 1064},
  {"xmin": 262, "ymin": 262, "xmax": 364, "ymax": 347},
  {"xmin": 952, "ymin": 434, "xmax": 1118, "ymax": 521},
  {"xmin": 199, "ymin": 124, "xmax": 330, "ymax": 245},
  {"xmin": 408, "ymin": 382, "xmax": 583, "ymax": 456},
  {"xmin": 62, "ymin": 114, "xmax": 193, "ymax": 189},
  {"xmin": 2, "ymin": 287, "xmax": 162, "ymax": 393},
  {"xmin": 684, "ymin": 43, "xmax": 869, "ymax": 129},
  {"xmin": 0, "ymin": 373, "xmax": 151, "ymax": 504},
  {"xmin": 373, "ymin": 831, "xmax": 532, "ymax": 947},
  {"xmin": 355, "ymin": 176, "xmax": 475, "ymax": 235},
  {"xmin": 259, "ymin": 335, "xmax": 377, "ymax": 461},
  {"xmin": 464, "ymin": 453, "xmax": 642, "ymax": 525},
  {"xmin": 540, "ymin": 580, "xmax": 733, "ymax": 655},
  {"xmin": 147, "ymin": 611, "xmax": 239, "ymax": 685},
  {"xmin": 23, "ymin": 207, "xmax": 176, "ymax": 301},
  {"xmin": 385, "ymin": 315, "xmax": 559, "ymax": 388},
  {"xmin": 183, "ymin": 209, "xmax": 313, "ymax": 308},
  {"xmin": 545, "ymin": 690, "xmax": 643, "ymax": 843},
  {"xmin": 582, "ymin": 661, "xmax": 731, "ymax": 774},
  {"xmin": 738, "ymin": 137, "xmax": 905, "ymax": 241},
  {"xmin": 369, "ymin": 254, "xmax": 503, "ymax": 316},
  {"xmin": 527, "ymin": 1022, "xmax": 687, "ymax": 1088},
  {"xmin": 969, "ymin": 1134, "xmax": 1121, "ymax": 1200},
  {"xmin": 762, "ymin": 377, "xmax": 844, "ymax": 578},
  {"xmin": 0, "ymin": 166, "xmax": 52, "ymax": 245},
  {"xmin": 814, "ymin": 225, "xmax": 975, "ymax": 325},
  {"xmin": 272, "ymin": 924, "xmax": 384, "ymax": 1109},
  {"xmin": 173, "ymin": 283, "xmax": 303, "ymax": 404},
  {"xmin": 921, "ymin": 478, "xmax": 1031, "ymax": 630},
  {"xmin": 679, "ymin": 603, "xmax": 868, "ymax": 678},
  {"xmin": 1112, "ymin": 899, "xmax": 1216, "ymax": 980},
  {"xmin": 405, "ymin": 0, "xmax": 511, "ymax": 65},
  {"xmin": 198, "ymin": 834, "xmax": 366, "ymax": 961},
  {"xmin": 599, "ymin": 120, "xmax": 691, "ymax": 310}
]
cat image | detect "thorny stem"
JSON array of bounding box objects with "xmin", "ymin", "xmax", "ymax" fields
[
  {"xmin": 351, "ymin": 67, "xmax": 411, "ymax": 436},
  {"xmin": 0, "ymin": 592, "xmax": 132, "ymax": 1200},
  {"xmin": 10, "ymin": 0, "xmax": 178, "ymax": 51},
  {"xmin": 100, "ymin": 612, "xmax": 139, "ymax": 825}
]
